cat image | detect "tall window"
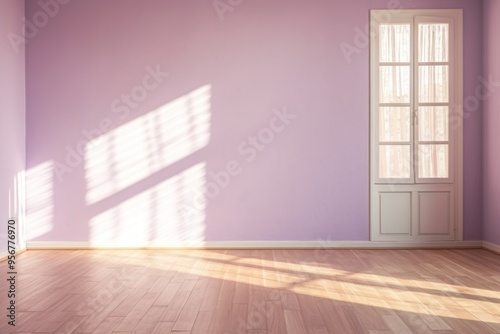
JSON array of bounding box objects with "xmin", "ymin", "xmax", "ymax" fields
[
  {"xmin": 370, "ymin": 10, "xmax": 463, "ymax": 242},
  {"xmin": 373, "ymin": 13, "xmax": 458, "ymax": 184}
]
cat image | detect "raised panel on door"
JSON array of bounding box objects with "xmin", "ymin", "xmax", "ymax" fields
[
  {"xmin": 416, "ymin": 191, "xmax": 454, "ymax": 239},
  {"xmin": 379, "ymin": 192, "xmax": 412, "ymax": 235}
]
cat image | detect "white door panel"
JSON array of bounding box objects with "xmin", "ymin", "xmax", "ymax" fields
[
  {"xmin": 380, "ymin": 192, "xmax": 412, "ymax": 235},
  {"xmin": 417, "ymin": 192, "xmax": 452, "ymax": 236},
  {"xmin": 371, "ymin": 185, "xmax": 455, "ymax": 241}
]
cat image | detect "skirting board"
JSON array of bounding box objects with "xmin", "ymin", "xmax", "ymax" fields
[
  {"xmin": 27, "ymin": 240, "xmax": 483, "ymax": 250},
  {"xmin": 483, "ymin": 241, "xmax": 500, "ymax": 255},
  {"xmin": 0, "ymin": 248, "xmax": 27, "ymax": 262}
]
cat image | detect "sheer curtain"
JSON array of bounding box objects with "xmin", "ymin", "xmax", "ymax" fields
[
  {"xmin": 378, "ymin": 23, "xmax": 449, "ymax": 179},
  {"xmin": 418, "ymin": 24, "xmax": 449, "ymax": 179}
]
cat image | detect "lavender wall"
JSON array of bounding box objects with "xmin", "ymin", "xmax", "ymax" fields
[
  {"xmin": 25, "ymin": 0, "xmax": 483, "ymax": 244},
  {"xmin": 483, "ymin": 0, "xmax": 500, "ymax": 245},
  {"xmin": 0, "ymin": 0, "xmax": 26, "ymax": 252}
]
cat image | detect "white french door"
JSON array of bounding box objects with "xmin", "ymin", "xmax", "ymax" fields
[{"xmin": 370, "ymin": 10, "xmax": 463, "ymax": 242}]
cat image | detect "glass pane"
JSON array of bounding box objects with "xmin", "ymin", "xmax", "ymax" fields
[
  {"xmin": 379, "ymin": 107, "xmax": 411, "ymax": 142},
  {"xmin": 419, "ymin": 24, "xmax": 449, "ymax": 62},
  {"xmin": 379, "ymin": 145, "xmax": 411, "ymax": 179},
  {"xmin": 418, "ymin": 106, "xmax": 449, "ymax": 141},
  {"xmin": 418, "ymin": 144, "xmax": 449, "ymax": 178},
  {"xmin": 379, "ymin": 24, "xmax": 411, "ymax": 63},
  {"xmin": 380, "ymin": 66, "xmax": 411, "ymax": 103},
  {"xmin": 419, "ymin": 65, "xmax": 449, "ymax": 103}
]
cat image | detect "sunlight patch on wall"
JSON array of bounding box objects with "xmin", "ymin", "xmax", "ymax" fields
[
  {"xmin": 88, "ymin": 162, "xmax": 207, "ymax": 246},
  {"xmin": 13, "ymin": 170, "xmax": 26, "ymax": 249},
  {"xmin": 26, "ymin": 161, "xmax": 54, "ymax": 240},
  {"xmin": 85, "ymin": 85, "xmax": 211, "ymax": 205}
]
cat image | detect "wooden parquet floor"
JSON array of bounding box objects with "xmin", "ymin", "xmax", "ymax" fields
[{"xmin": 1, "ymin": 249, "xmax": 500, "ymax": 333}]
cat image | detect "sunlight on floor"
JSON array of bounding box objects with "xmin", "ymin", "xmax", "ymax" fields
[
  {"xmin": 7, "ymin": 249, "xmax": 500, "ymax": 333},
  {"xmin": 25, "ymin": 161, "xmax": 54, "ymax": 240},
  {"xmin": 100, "ymin": 250, "xmax": 500, "ymax": 325},
  {"xmin": 84, "ymin": 85, "xmax": 211, "ymax": 205}
]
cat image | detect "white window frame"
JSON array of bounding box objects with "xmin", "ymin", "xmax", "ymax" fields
[{"xmin": 370, "ymin": 9, "xmax": 464, "ymax": 240}]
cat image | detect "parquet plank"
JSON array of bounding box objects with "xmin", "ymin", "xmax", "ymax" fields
[{"xmin": 1, "ymin": 249, "xmax": 499, "ymax": 334}]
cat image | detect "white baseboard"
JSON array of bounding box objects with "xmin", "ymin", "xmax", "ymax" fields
[
  {"xmin": 483, "ymin": 241, "xmax": 500, "ymax": 255},
  {"xmin": 0, "ymin": 247, "xmax": 26, "ymax": 262},
  {"xmin": 26, "ymin": 240, "xmax": 483, "ymax": 250}
]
